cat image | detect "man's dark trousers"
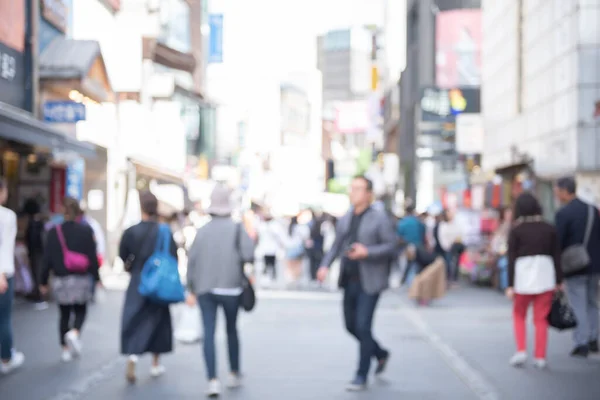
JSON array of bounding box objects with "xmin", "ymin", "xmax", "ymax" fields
[{"xmin": 343, "ymin": 280, "xmax": 387, "ymax": 378}]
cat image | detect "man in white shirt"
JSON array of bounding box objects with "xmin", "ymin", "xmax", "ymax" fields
[{"xmin": 0, "ymin": 178, "xmax": 25, "ymax": 373}]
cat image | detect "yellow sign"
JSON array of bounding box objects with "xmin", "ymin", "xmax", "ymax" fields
[
  {"xmin": 371, "ymin": 66, "xmax": 378, "ymax": 91},
  {"xmin": 197, "ymin": 156, "xmax": 209, "ymax": 179}
]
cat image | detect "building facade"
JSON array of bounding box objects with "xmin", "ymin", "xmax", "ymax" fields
[
  {"xmin": 0, "ymin": 0, "xmax": 101, "ymax": 222},
  {"xmin": 398, "ymin": 0, "xmax": 481, "ymax": 207},
  {"xmin": 482, "ymin": 0, "xmax": 600, "ymax": 209},
  {"xmin": 317, "ymin": 27, "xmax": 372, "ymax": 110}
]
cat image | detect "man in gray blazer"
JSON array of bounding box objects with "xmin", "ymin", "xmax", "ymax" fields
[{"xmin": 317, "ymin": 176, "xmax": 398, "ymax": 391}]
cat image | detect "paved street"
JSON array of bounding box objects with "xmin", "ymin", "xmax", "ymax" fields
[{"xmin": 2, "ymin": 282, "xmax": 600, "ymax": 400}]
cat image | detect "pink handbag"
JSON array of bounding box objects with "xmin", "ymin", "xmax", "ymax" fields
[{"xmin": 56, "ymin": 225, "xmax": 90, "ymax": 273}]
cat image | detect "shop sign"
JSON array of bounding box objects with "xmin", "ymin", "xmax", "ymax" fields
[
  {"xmin": 43, "ymin": 101, "xmax": 86, "ymax": 123},
  {"xmin": 420, "ymin": 87, "xmax": 480, "ymax": 123},
  {"xmin": 208, "ymin": 14, "xmax": 223, "ymax": 63},
  {"xmin": 66, "ymin": 158, "xmax": 85, "ymax": 201},
  {"xmin": 41, "ymin": 0, "xmax": 68, "ymax": 33},
  {"xmin": 0, "ymin": 42, "xmax": 25, "ymax": 108}
]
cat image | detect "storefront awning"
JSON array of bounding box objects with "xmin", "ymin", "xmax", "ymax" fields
[
  {"xmin": 0, "ymin": 103, "xmax": 97, "ymax": 158},
  {"xmin": 129, "ymin": 157, "xmax": 185, "ymax": 185},
  {"xmin": 39, "ymin": 38, "xmax": 112, "ymax": 103}
]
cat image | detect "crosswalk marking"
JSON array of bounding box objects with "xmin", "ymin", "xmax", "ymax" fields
[{"xmin": 403, "ymin": 307, "xmax": 502, "ymax": 400}]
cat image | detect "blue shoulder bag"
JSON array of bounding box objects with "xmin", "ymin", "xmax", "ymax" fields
[{"xmin": 138, "ymin": 224, "xmax": 186, "ymax": 304}]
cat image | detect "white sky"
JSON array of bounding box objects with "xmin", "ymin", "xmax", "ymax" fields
[{"xmin": 213, "ymin": 0, "xmax": 385, "ymax": 73}]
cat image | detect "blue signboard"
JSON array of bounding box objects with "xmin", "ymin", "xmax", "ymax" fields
[
  {"xmin": 43, "ymin": 101, "xmax": 86, "ymax": 123},
  {"xmin": 66, "ymin": 158, "xmax": 85, "ymax": 201},
  {"xmin": 208, "ymin": 14, "xmax": 223, "ymax": 63}
]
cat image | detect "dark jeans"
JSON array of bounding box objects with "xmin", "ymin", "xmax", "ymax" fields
[
  {"xmin": 343, "ymin": 281, "xmax": 387, "ymax": 378},
  {"xmin": 28, "ymin": 252, "xmax": 43, "ymax": 301},
  {"xmin": 308, "ymin": 249, "xmax": 323, "ymax": 281},
  {"xmin": 59, "ymin": 304, "xmax": 87, "ymax": 346},
  {"xmin": 446, "ymin": 252, "xmax": 460, "ymax": 282},
  {"xmin": 263, "ymin": 255, "xmax": 277, "ymax": 278},
  {"xmin": 0, "ymin": 278, "xmax": 14, "ymax": 360},
  {"xmin": 198, "ymin": 293, "xmax": 241, "ymax": 380}
]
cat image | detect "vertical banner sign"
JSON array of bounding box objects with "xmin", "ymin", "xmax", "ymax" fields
[
  {"xmin": 66, "ymin": 158, "xmax": 85, "ymax": 201},
  {"xmin": 208, "ymin": 14, "xmax": 223, "ymax": 63},
  {"xmin": 49, "ymin": 167, "xmax": 66, "ymax": 213},
  {"xmin": 435, "ymin": 9, "xmax": 482, "ymax": 89}
]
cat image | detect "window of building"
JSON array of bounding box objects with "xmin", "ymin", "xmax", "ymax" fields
[{"xmin": 158, "ymin": 0, "xmax": 191, "ymax": 54}]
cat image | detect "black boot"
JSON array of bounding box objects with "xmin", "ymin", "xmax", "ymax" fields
[{"xmin": 571, "ymin": 345, "xmax": 589, "ymax": 358}]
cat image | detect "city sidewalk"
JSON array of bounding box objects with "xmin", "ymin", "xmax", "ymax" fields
[
  {"xmin": 3, "ymin": 284, "xmax": 600, "ymax": 399},
  {"xmin": 404, "ymin": 284, "xmax": 600, "ymax": 400}
]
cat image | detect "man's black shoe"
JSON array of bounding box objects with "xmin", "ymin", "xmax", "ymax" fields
[
  {"xmin": 375, "ymin": 352, "xmax": 390, "ymax": 375},
  {"xmin": 571, "ymin": 345, "xmax": 589, "ymax": 358},
  {"xmin": 589, "ymin": 340, "xmax": 599, "ymax": 353}
]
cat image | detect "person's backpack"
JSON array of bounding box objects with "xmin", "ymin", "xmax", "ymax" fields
[
  {"xmin": 138, "ymin": 224, "xmax": 185, "ymax": 304},
  {"xmin": 56, "ymin": 224, "xmax": 90, "ymax": 273}
]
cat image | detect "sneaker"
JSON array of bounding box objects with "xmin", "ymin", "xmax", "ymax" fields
[
  {"xmin": 226, "ymin": 373, "xmax": 242, "ymax": 389},
  {"xmin": 589, "ymin": 340, "xmax": 599, "ymax": 353},
  {"xmin": 61, "ymin": 350, "xmax": 73, "ymax": 363},
  {"xmin": 126, "ymin": 356, "xmax": 137, "ymax": 384},
  {"xmin": 571, "ymin": 345, "xmax": 589, "ymax": 358},
  {"xmin": 207, "ymin": 379, "xmax": 221, "ymax": 397},
  {"xmin": 1, "ymin": 351, "xmax": 25, "ymax": 374},
  {"xmin": 34, "ymin": 301, "xmax": 49, "ymax": 311},
  {"xmin": 533, "ymin": 359, "xmax": 547, "ymax": 369},
  {"xmin": 65, "ymin": 330, "xmax": 82, "ymax": 357},
  {"xmin": 375, "ymin": 351, "xmax": 390, "ymax": 376},
  {"xmin": 346, "ymin": 376, "xmax": 367, "ymax": 392},
  {"xmin": 509, "ymin": 352, "xmax": 527, "ymax": 367},
  {"xmin": 150, "ymin": 364, "xmax": 166, "ymax": 378}
]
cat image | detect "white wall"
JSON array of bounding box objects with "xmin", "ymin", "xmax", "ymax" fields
[{"xmin": 481, "ymin": 0, "xmax": 586, "ymax": 178}]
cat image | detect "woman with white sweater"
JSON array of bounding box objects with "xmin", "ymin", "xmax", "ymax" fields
[
  {"xmin": 437, "ymin": 209, "xmax": 463, "ymax": 284},
  {"xmin": 0, "ymin": 178, "xmax": 25, "ymax": 374}
]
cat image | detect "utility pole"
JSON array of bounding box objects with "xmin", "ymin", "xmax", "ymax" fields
[{"xmin": 30, "ymin": 0, "xmax": 40, "ymax": 118}]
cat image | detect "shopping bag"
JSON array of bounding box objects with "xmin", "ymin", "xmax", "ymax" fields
[
  {"xmin": 174, "ymin": 304, "xmax": 202, "ymax": 344},
  {"xmin": 547, "ymin": 291, "xmax": 577, "ymax": 331},
  {"xmin": 139, "ymin": 224, "xmax": 185, "ymax": 304}
]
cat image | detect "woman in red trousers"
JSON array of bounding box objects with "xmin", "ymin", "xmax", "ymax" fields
[{"xmin": 505, "ymin": 192, "xmax": 564, "ymax": 369}]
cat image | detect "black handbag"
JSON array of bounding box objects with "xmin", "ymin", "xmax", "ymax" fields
[
  {"xmin": 547, "ymin": 291, "xmax": 577, "ymax": 331},
  {"xmin": 235, "ymin": 224, "xmax": 256, "ymax": 312}
]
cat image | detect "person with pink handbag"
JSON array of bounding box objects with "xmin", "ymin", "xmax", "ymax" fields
[{"xmin": 39, "ymin": 197, "xmax": 100, "ymax": 363}]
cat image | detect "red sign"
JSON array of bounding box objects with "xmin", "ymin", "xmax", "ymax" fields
[
  {"xmin": 49, "ymin": 167, "xmax": 66, "ymax": 213},
  {"xmin": 106, "ymin": 0, "xmax": 121, "ymax": 11}
]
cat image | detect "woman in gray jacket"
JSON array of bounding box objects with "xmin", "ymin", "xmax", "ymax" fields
[{"xmin": 185, "ymin": 184, "xmax": 255, "ymax": 397}]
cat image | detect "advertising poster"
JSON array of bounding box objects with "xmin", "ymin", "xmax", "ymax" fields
[
  {"xmin": 0, "ymin": 0, "xmax": 26, "ymax": 108},
  {"xmin": 435, "ymin": 9, "xmax": 482, "ymax": 89}
]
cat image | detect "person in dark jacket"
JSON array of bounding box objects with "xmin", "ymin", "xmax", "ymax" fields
[
  {"xmin": 506, "ymin": 193, "xmax": 563, "ymax": 369},
  {"xmin": 554, "ymin": 177, "xmax": 600, "ymax": 358},
  {"xmin": 119, "ymin": 191, "xmax": 177, "ymax": 383},
  {"xmin": 23, "ymin": 198, "xmax": 48, "ymax": 309},
  {"xmin": 40, "ymin": 197, "xmax": 100, "ymax": 363},
  {"xmin": 306, "ymin": 210, "xmax": 325, "ymax": 283}
]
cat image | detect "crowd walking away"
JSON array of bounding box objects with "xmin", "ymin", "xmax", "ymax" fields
[
  {"xmin": 317, "ymin": 175, "xmax": 396, "ymax": 391},
  {"xmin": 504, "ymin": 179, "xmax": 600, "ymax": 368}
]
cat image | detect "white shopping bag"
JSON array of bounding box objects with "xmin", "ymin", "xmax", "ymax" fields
[{"xmin": 174, "ymin": 304, "xmax": 202, "ymax": 344}]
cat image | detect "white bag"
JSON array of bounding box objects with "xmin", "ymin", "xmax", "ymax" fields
[{"xmin": 174, "ymin": 304, "xmax": 202, "ymax": 344}]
